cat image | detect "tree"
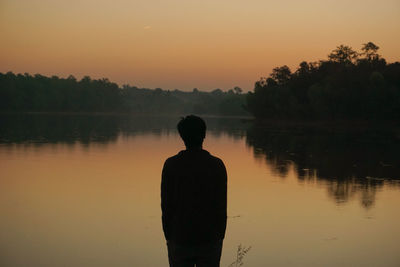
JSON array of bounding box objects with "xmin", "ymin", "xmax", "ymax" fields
[
  {"xmin": 271, "ymin": 65, "xmax": 291, "ymax": 85},
  {"xmin": 233, "ymin": 86, "xmax": 242, "ymax": 94},
  {"xmin": 328, "ymin": 45, "xmax": 358, "ymax": 64},
  {"xmin": 0, "ymin": 72, "xmax": 249, "ymax": 115},
  {"xmin": 80, "ymin": 76, "xmax": 92, "ymax": 83},
  {"xmin": 361, "ymin": 42, "xmax": 380, "ymax": 61},
  {"xmin": 246, "ymin": 42, "xmax": 400, "ymax": 120},
  {"xmin": 296, "ymin": 61, "xmax": 311, "ymax": 76},
  {"xmin": 211, "ymin": 88, "xmax": 223, "ymax": 95},
  {"xmin": 67, "ymin": 75, "xmax": 76, "ymax": 81}
]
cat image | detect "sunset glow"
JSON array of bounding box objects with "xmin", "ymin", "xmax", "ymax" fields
[{"xmin": 1, "ymin": 0, "xmax": 399, "ymax": 91}]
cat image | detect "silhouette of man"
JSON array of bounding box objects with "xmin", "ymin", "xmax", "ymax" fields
[{"xmin": 161, "ymin": 115, "xmax": 227, "ymax": 267}]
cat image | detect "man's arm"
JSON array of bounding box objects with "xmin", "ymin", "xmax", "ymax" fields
[
  {"xmin": 161, "ymin": 159, "xmax": 172, "ymax": 241},
  {"xmin": 217, "ymin": 159, "xmax": 227, "ymax": 240}
]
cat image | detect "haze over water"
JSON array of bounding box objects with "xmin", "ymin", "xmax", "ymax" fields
[{"xmin": 0, "ymin": 114, "xmax": 399, "ymax": 266}]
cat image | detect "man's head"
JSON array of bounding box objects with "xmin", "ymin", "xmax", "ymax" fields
[{"xmin": 177, "ymin": 115, "xmax": 206, "ymax": 149}]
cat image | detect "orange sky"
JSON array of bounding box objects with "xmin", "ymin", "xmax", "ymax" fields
[{"xmin": 1, "ymin": 0, "xmax": 399, "ymax": 91}]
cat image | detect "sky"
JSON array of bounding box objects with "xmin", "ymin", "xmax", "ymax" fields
[{"xmin": 1, "ymin": 0, "xmax": 399, "ymax": 91}]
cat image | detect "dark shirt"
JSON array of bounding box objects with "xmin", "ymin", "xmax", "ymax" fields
[{"xmin": 161, "ymin": 149, "xmax": 227, "ymax": 245}]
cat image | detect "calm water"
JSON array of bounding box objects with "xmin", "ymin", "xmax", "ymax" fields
[{"xmin": 1, "ymin": 114, "xmax": 400, "ymax": 267}]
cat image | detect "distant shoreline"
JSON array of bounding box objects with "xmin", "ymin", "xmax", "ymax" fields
[
  {"xmin": 0, "ymin": 111, "xmax": 254, "ymax": 120},
  {"xmin": 2, "ymin": 111, "xmax": 399, "ymax": 129}
]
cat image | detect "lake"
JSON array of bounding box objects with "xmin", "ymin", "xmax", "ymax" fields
[{"xmin": 0, "ymin": 114, "xmax": 399, "ymax": 267}]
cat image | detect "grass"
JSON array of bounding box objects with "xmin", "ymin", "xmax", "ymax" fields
[{"xmin": 228, "ymin": 244, "xmax": 252, "ymax": 267}]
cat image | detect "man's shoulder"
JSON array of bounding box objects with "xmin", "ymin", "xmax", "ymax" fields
[
  {"xmin": 164, "ymin": 153, "xmax": 180, "ymax": 166},
  {"xmin": 163, "ymin": 151, "xmax": 187, "ymax": 167},
  {"xmin": 164, "ymin": 150, "xmax": 224, "ymax": 165},
  {"xmin": 207, "ymin": 153, "xmax": 224, "ymax": 166},
  {"xmin": 202, "ymin": 151, "xmax": 226, "ymax": 170}
]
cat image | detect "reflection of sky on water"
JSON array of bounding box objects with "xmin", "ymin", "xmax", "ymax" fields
[
  {"xmin": 1, "ymin": 114, "xmax": 400, "ymax": 266},
  {"xmin": 1, "ymin": 113, "xmax": 399, "ymax": 209},
  {"xmin": 245, "ymin": 123, "xmax": 400, "ymax": 209}
]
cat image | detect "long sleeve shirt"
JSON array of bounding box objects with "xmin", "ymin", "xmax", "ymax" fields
[{"xmin": 161, "ymin": 149, "xmax": 227, "ymax": 245}]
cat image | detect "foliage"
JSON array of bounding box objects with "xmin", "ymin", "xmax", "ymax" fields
[
  {"xmin": 246, "ymin": 42, "xmax": 400, "ymax": 120},
  {"xmin": 0, "ymin": 73, "xmax": 248, "ymax": 116}
]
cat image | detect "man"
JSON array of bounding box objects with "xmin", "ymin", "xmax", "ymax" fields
[{"xmin": 161, "ymin": 115, "xmax": 227, "ymax": 267}]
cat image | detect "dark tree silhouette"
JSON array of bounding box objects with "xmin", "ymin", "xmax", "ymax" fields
[
  {"xmin": 0, "ymin": 73, "xmax": 248, "ymax": 116},
  {"xmin": 271, "ymin": 65, "xmax": 292, "ymax": 85},
  {"xmin": 246, "ymin": 42, "xmax": 400, "ymax": 120},
  {"xmin": 328, "ymin": 44, "xmax": 358, "ymax": 64},
  {"xmin": 361, "ymin": 42, "xmax": 380, "ymax": 61},
  {"xmin": 233, "ymin": 86, "xmax": 243, "ymax": 94}
]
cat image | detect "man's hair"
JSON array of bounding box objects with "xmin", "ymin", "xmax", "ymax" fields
[{"xmin": 177, "ymin": 115, "xmax": 206, "ymax": 148}]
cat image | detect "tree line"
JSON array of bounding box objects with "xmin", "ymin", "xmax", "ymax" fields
[
  {"xmin": 1, "ymin": 41, "xmax": 399, "ymax": 119},
  {"xmin": 0, "ymin": 73, "xmax": 247, "ymax": 116},
  {"xmin": 246, "ymin": 42, "xmax": 400, "ymax": 120}
]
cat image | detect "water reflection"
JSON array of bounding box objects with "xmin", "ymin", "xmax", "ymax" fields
[
  {"xmin": 246, "ymin": 122, "xmax": 400, "ymax": 208},
  {"xmin": 0, "ymin": 114, "xmax": 171, "ymax": 145},
  {"xmin": 1, "ymin": 114, "xmax": 399, "ymax": 208},
  {"xmin": 0, "ymin": 114, "xmax": 247, "ymax": 145}
]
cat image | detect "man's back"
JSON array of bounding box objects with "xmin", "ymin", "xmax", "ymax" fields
[{"xmin": 161, "ymin": 149, "xmax": 227, "ymax": 245}]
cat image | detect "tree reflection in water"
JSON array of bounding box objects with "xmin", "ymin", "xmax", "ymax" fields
[
  {"xmin": 1, "ymin": 114, "xmax": 399, "ymax": 207},
  {"xmin": 246, "ymin": 122, "xmax": 400, "ymax": 208}
]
